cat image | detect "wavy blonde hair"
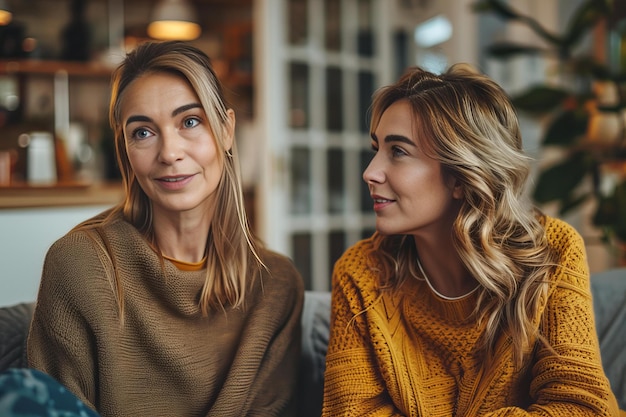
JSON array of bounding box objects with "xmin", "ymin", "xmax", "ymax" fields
[
  {"xmin": 368, "ymin": 64, "xmax": 559, "ymax": 368},
  {"xmin": 77, "ymin": 41, "xmax": 262, "ymax": 317}
]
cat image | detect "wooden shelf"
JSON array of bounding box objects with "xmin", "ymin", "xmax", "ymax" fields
[
  {"xmin": 0, "ymin": 181, "xmax": 123, "ymax": 209},
  {"xmin": 0, "ymin": 59, "xmax": 113, "ymax": 78}
]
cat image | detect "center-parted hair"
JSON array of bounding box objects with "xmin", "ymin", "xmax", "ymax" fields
[
  {"xmin": 368, "ymin": 64, "xmax": 559, "ymax": 367},
  {"xmin": 78, "ymin": 41, "xmax": 263, "ymax": 317}
]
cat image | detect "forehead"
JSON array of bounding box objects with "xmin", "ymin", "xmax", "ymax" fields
[
  {"xmin": 375, "ymin": 100, "xmax": 417, "ymax": 137},
  {"xmin": 120, "ymin": 72, "xmax": 198, "ymax": 115}
]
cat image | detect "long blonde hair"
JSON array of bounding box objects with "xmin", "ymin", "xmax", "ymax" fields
[
  {"xmin": 78, "ymin": 41, "xmax": 262, "ymax": 317},
  {"xmin": 368, "ymin": 64, "xmax": 559, "ymax": 367}
]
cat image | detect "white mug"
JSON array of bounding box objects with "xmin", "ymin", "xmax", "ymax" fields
[{"xmin": 27, "ymin": 131, "xmax": 57, "ymax": 185}]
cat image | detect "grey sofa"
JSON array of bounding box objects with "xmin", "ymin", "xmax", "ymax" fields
[{"xmin": 1, "ymin": 269, "xmax": 625, "ymax": 414}]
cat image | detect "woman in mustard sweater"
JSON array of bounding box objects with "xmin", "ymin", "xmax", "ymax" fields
[
  {"xmin": 25, "ymin": 41, "xmax": 304, "ymax": 416},
  {"xmin": 322, "ymin": 64, "xmax": 621, "ymax": 416}
]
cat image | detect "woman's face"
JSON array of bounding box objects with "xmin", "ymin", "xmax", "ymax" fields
[
  {"xmin": 121, "ymin": 72, "xmax": 234, "ymax": 218},
  {"xmin": 363, "ymin": 99, "xmax": 462, "ymax": 238}
]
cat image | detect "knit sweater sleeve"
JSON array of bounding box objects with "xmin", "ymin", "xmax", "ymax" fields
[
  {"xmin": 27, "ymin": 229, "xmax": 113, "ymax": 411},
  {"xmin": 322, "ymin": 240, "xmax": 406, "ymax": 417},
  {"xmin": 480, "ymin": 218, "xmax": 621, "ymax": 417},
  {"xmin": 232, "ymin": 251, "xmax": 305, "ymax": 417}
]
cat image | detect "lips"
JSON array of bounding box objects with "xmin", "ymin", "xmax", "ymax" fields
[
  {"xmin": 155, "ymin": 174, "xmax": 195, "ymax": 189},
  {"xmin": 371, "ymin": 194, "xmax": 395, "ymax": 211},
  {"xmin": 371, "ymin": 194, "xmax": 394, "ymax": 203},
  {"xmin": 159, "ymin": 175, "xmax": 191, "ymax": 182}
]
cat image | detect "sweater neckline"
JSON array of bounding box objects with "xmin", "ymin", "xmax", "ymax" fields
[{"xmin": 416, "ymin": 256, "xmax": 479, "ymax": 301}]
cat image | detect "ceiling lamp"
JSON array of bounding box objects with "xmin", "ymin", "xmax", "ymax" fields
[
  {"xmin": 147, "ymin": 0, "xmax": 201, "ymax": 41},
  {"xmin": 0, "ymin": 0, "xmax": 12, "ymax": 26}
]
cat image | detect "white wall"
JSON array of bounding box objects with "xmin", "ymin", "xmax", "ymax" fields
[{"xmin": 0, "ymin": 205, "xmax": 109, "ymax": 306}]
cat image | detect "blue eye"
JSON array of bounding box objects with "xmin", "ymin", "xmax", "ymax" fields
[
  {"xmin": 132, "ymin": 128, "xmax": 152, "ymax": 140},
  {"xmin": 183, "ymin": 117, "xmax": 200, "ymax": 129}
]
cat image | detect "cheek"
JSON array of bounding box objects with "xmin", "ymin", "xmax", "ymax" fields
[{"xmin": 126, "ymin": 148, "xmax": 150, "ymax": 177}]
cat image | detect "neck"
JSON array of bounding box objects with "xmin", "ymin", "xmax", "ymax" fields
[
  {"xmin": 416, "ymin": 255, "xmax": 479, "ymax": 300},
  {"xmin": 413, "ymin": 237, "xmax": 478, "ymax": 299},
  {"xmin": 152, "ymin": 210, "xmax": 211, "ymax": 263}
]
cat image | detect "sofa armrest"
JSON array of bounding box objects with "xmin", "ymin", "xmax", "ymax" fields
[{"xmin": 0, "ymin": 302, "xmax": 35, "ymax": 373}]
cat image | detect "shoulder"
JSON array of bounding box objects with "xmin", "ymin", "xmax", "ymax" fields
[
  {"xmin": 332, "ymin": 236, "xmax": 381, "ymax": 300},
  {"xmin": 541, "ymin": 215, "xmax": 589, "ymax": 289},
  {"xmin": 543, "ymin": 215, "xmax": 584, "ymax": 251},
  {"xmin": 542, "ymin": 215, "xmax": 586, "ymax": 268},
  {"xmin": 46, "ymin": 209, "xmax": 132, "ymax": 258},
  {"xmin": 334, "ymin": 236, "xmax": 378, "ymax": 277},
  {"xmin": 257, "ymin": 247, "xmax": 304, "ymax": 293},
  {"xmin": 39, "ymin": 211, "xmax": 127, "ymax": 307}
]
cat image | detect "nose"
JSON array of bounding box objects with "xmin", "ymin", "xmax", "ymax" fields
[
  {"xmin": 363, "ymin": 153, "xmax": 384, "ymax": 185},
  {"xmin": 158, "ymin": 129, "xmax": 184, "ymax": 164}
]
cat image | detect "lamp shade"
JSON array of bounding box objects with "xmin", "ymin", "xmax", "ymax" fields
[
  {"xmin": 147, "ymin": 0, "xmax": 201, "ymax": 41},
  {"xmin": 0, "ymin": 0, "xmax": 12, "ymax": 26}
]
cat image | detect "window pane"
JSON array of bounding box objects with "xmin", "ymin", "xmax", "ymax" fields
[
  {"xmin": 328, "ymin": 231, "xmax": 346, "ymax": 282},
  {"xmin": 289, "ymin": 62, "xmax": 309, "ymax": 129},
  {"xmin": 360, "ymin": 149, "xmax": 374, "ymax": 213},
  {"xmin": 324, "ymin": 0, "xmax": 341, "ymax": 51},
  {"xmin": 361, "ymin": 228, "xmax": 376, "ymax": 240},
  {"xmin": 326, "ymin": 66, "xmax": 343, "ymax": 131},
  {"xmin": 327, "ymin": 148, "xmax": 344, "ymax": 213},
  {"xmin": 292, "ymin": 233, "xmax": 312, "ymax": 290},
  {"xmin": 358, "ymin": 70, "xmax": 374, "ymax": 133},
  {"xmin": 288, "ymin": 0, "xmax": 308, "ymax": 45},
  {"xmin": 357, "ymin": 0, "xmax": 374, "ymax": 56},
  {"xmin": 291, "ymin": 147, "xmax": 311, "ymax": 214}
]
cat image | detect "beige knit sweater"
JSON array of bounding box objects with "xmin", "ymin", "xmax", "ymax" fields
[
  {"xmin": 322, "ymin": 216, "xmax": 621, "ymax": 416},
  {"xmin": 27, "ymin": 211, "xmax": 304, "ymax": 417}
]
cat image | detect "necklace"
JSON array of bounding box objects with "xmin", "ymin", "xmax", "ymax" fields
[{"xmin": 416, "ymin": 257, "xmax": 479, "ymax": 301}]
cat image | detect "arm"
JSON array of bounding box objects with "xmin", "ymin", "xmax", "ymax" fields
[
  {"xmin": 322, "ymin": 258, "xmax": 405, "ymax": 417},
  {"xmin": 481, "ymin": 225, "xmax": 621, "ymax": 417},
  {"xmin": 27, "ymin": 232, "xmax": 109, "ymax": 411},
  {"xmin": 249, "ymin": 264, "xmax": 305, "ymax": 417}
]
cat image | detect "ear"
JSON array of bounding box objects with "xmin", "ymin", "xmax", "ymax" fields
[
  {"xmin": 450, "ymin": 177, "xmax": 464, "ymax": 200},
  {"xmin": 223, "ymin": 108, "xmax": 236, "ymax": 152}
]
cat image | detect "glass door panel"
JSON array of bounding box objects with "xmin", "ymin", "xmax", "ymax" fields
[
  {"xmin": 291, "ymin": 147, "xmax": 311, "ymax": 215},
  {"xmin": 325, "ymin": 0, "xmax": 342, "ymax": 51},
  {"xmin": 289, "ymin": 62, "xmax": 310, "ymax": 129},
  {"xmin": 288, "ymin": 0, "xmax": 308, "ymax": 46},
  {"xmin": 327, "ymin": 148, "xmax": 345, "ymax": 213},
  {"xmin": 326, "ymin": 66, "xmax": 343, "ymax": 132}
]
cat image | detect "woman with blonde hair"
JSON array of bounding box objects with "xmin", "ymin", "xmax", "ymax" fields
[
  {"xmin": 27, "ymin": 41, "xmax": 304, "ymax": 417},
  {"xmin": 322, "ymin": 64, "xmax": 621, "ymax": 416}
]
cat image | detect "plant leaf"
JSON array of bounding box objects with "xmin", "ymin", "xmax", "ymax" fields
[
  {"xmin": 511, "ymin": 86, "xmax": 570, "ymax": 113},
  {"xmin": 470, "ymin": 0, "xmax": 520, "ymax": 20},
  {"xmin": 485, "ymin": 42, "xmax": 545, "ymax": 59},
  {"xmin": 532, "ymin": 152, "xmax": 590, "ymax": 203},
  {"xmin": 542, "ymin": 110, "xmax": 588, "ymax": 146},
  {"xmin": 593, "ymin": 179, "xmax": 626, "ymax": 241},
  {"xmin": 563, "ymin": 0, "xmax": 613, "ymax": 49},
  {"xmin": 559, "ymin": 192, "xmax": 592, "ymax": 216}
]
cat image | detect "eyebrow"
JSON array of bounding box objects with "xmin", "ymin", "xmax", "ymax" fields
[
  {"xmin": 371, "ymin": 133, "xmax": 416, "ymax": 146},
  {"xmin": 124, "ymin": 103, "xmax": 203, "ymax": 127}
]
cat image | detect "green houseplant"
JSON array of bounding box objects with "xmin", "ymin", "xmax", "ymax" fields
[{"xmin": 472, "ymin": 0, "xmax": 626, "ymax": 259}]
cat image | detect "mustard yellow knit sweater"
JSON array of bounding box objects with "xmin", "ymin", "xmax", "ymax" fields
[{"xmin": 322, "ymin": 216, "xmax": 621, "ymax": 416}]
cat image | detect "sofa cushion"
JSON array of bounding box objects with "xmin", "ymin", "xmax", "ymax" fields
[
  {"xmin": 591, "ymin": 267, "xmax": 626, "ymax": 410},
  {"xmin": 298, "ymin": 291, "xmax": 331, "ymax": 417},
  {"xmin": 0, "ymin": 302, "xmax": 35, "ymax": 371}
]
